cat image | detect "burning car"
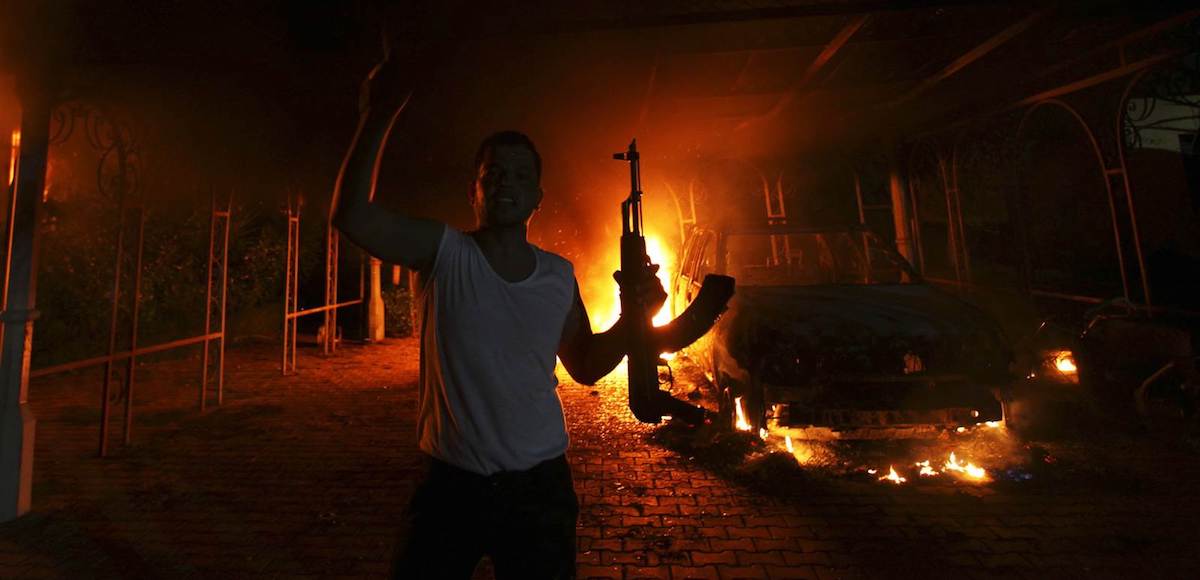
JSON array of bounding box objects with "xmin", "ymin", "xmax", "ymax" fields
[{"xmin": 671, "ymin": 223, "xmax": 1012, "ymax": 438}]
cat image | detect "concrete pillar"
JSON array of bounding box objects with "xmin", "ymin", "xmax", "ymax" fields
[
  {"xmin": 889, "ymin": 155, "xmax": 916, "ymax": 264},
  {"xmin": 367, "ymin": 258, "xmax": 384, "ymax": 342},
  {"xmin": 1, "ymin": 91, "xmax": 50, "ymax": 522}
]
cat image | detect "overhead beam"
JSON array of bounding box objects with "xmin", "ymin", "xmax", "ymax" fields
[
  {"xmin": 1032, "ymin": 8, "xmax": 1200, "ymax": 82},
  {"xmin": 1012, "ymin": 50, "xmax": 1182, "ymax": 108},
  {"xmin": 906, "ymin": 9, "xmax": 1198, "ymax": 139},
  {"xmin": 662, "ymin": 26, "xmax": 1001, "ymax": 58},
  {"xmin": 735, "ymin": 14, "xmax": 870, "ymax": 131},
  {"xmin": 663, "ymin": 79, "xmax": 915, "ymax": 120},
  {"xmin": 884, "ymin": 9, "xmax": 1044, "ymax": 107},
  {"xmin": 534, "ymin": 0, "xmax": 1012, "ymax": 34}
]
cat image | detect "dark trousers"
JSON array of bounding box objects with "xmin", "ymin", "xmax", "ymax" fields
[{"xmin": 391, "ymin": 454, "xmax": 578, "ymax": 580}]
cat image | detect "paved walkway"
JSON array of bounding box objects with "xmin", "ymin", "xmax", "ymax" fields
[{"xmin": 3, "ymin": 339, "xmax": 1200, "ymax": 579}]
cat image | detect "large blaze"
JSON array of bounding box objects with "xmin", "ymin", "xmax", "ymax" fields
[{"xmin": 584, "ymin": 232, "xmax": 676, "ymax": 331}]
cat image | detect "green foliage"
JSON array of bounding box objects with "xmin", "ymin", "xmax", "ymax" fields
[
  {"xmin": 33, "ymin": 191, "xmax": 323, "ymax": 369},
  {"xmin": 382, "ymin": 286, "xmax": 414, "ymax": 338}
]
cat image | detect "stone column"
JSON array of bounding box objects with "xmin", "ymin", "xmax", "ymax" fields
[
  {"xmin": 367, "ymin": 258, "xmax": 385, "ymax": 342},
  {"xmin": 1, "ymin": 88, "xmax": 50, "ymax": 522}
]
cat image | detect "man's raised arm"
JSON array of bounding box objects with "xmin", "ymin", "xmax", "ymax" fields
[{"xmin": 331, "ymin": 58, "xmax": 442, "ymax": 271}]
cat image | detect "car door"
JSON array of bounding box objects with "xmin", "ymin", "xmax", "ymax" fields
[
  {"xmin": 671, "ymin": 232, "xmax": 698, "ymax": 319},
  {"xmin": 672, "ymin": 229, "xmax": 707, "ymax": 318},
  {"xmin": 675, "ymin": 230, "xmax": 718, "ymax": 365}
]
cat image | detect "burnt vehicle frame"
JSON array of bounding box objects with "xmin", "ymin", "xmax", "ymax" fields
[{"xmin": 671, "ymin": 222, "xmax": 1012, "ymax": 438}]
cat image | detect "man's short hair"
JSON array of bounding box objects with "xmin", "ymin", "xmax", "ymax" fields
[{"xmin": 474, "ymin": 131, "xmax": 542, "ymax": 181}]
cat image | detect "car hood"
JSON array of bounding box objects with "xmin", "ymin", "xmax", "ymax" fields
[
  {"xmin": 722, "ymin": 284, "xmax": 1011, "ymax": 379},
  {"xmin": 731, "ymin": 284, "xmax": 999, "ymax": 338}
]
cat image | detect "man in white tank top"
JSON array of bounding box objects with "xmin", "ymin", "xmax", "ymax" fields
[{"xmin": 331, "ymin": 56, "xmax": 665, "ymax": 580}]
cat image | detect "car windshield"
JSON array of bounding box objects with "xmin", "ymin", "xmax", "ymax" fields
[{"xmin": 724, "ymin": 230, "xmax": 917, "ymax": 286}]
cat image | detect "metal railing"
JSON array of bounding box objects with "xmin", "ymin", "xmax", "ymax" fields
[
  {"xmin": 31, "ymin": 191, "xmax": 231, "ymax": 457},
  {"xmin": 280, "ymin": 194, "xmax": 364, "ymax": 375}
]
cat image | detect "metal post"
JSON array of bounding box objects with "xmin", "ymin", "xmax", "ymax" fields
[
  {"xmin": 949, "ymin": 147, "xmax": 971, "ymax": 287},
  {"xmin": 331, "ymin": 229, "xmax": 339, "ymax": 353},
  {"xmin": 121, "ymin": 207, "xmax": 144, "ymax": 446},
  {"xmin": 937, "ymin": 155, "xmax": 962, "ymax": 286},
  {"xmin": 200, "ymin": 191, "xmax": 215, "ymax": 409},
  {"xmin": 282, "ymin": 198, "xmax": 291, "ymax": 374},
  {"xmin": 324, "ymin": 224, "xmax": 338, "ymax": 354},
  {"xmin": 909, "ymin": 169, "xmax": 926, "ymax": 275},
  {"xmin": 217, "ymin": 194, "xmax": 230, "ymax": 405},
  {"xmin": 0, "ymin": 93, "xmax": 50, "ymax": 521},
  {"xmin": 889, "ymin": 154, "xmax": 916, "ymax": 264},
  {"xmin": 99, "ymin": 197, "xmax": 126, "ymax": 457},
  {"xmin": 853, "ymin": 171, "xmax": 866, "ymax": 225},
  {"xmin": 280, "ymin": 195, "xmax": 297, "ymax": 377},
  {"xmin": 1117, "ymin": 71, "xmax": 1155, "ymax": 308},
  {"xmin": 853, "ymin": 170, "xmax": 873, "ymax": 272},
  {"xmin": 290, "ymin": 201, "xmax": 299, "ymax": 372}
]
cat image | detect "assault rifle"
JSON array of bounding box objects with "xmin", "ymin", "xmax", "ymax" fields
[{"xmin": 613, "ymin": 140, "xmax": 735, "ymax": 425}]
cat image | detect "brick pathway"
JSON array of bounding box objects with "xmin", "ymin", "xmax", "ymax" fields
[{"xmin": 3, "ymin": 338, "xmax": 1200, "ymax": 579}]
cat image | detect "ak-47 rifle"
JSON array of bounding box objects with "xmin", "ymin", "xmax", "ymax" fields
[{"xmin": 614, "ymin": 140, "xmax": 735, "ymax": 425}]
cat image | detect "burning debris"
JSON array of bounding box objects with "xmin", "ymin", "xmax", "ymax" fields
[
  {"xmin": 644, "ymin": 345, "xmax": 1042, "ymax": 491},
  {"xmin": 739, "ymin": 413, "xmax": 1022, "ymax": 485},
  {"xmin": 879, "ymin": 466, "xmax": 907, "ymax": 484},
  {"xmin": 943, "ymin": 452, "xmax": 989, "ymax": 481}
]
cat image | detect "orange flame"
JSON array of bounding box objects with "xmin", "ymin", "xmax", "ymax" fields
[
  {"xmin": 733, "ymin": 396, "xmax": 753, "ymax": 432},
  {"xmin": 1053, "ymin": 350, "xmax": 1077, "ymax": 374},
  {"xmin": 8, "ymin": 129, "xmax": 18, "ymax": 186},
  {"xmin": 943, "ymin": 452, "xmax": 988, "ymax": 480},
  {"xmin": 915, "ymin": 460, "xmax": 939, "ymax": 477},
  {"xmin": 587, "ymin": 233, "xmax": 675, "ymax": 331},
  {"xmin": 880, "ymin": 466, "xmax": 907, "ymax": 484}
]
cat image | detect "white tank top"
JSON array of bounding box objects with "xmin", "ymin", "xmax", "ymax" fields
[{"xmin": 416, "ymin": 226, "xmax": 574, "ymax": 475}]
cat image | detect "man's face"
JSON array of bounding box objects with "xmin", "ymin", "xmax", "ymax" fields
[{"xmin": 472, "ymin": 144, "xmax": 542, "ymax": 228}]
